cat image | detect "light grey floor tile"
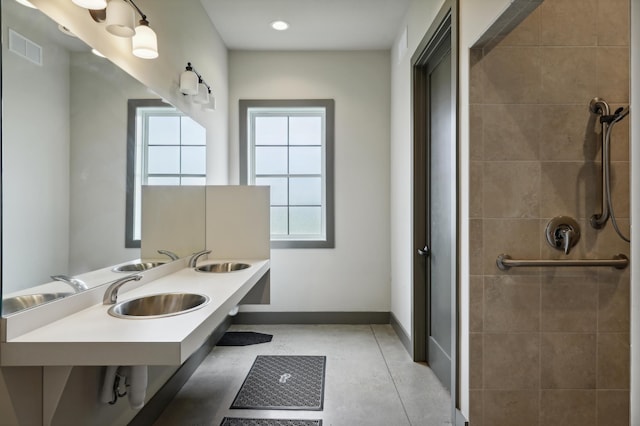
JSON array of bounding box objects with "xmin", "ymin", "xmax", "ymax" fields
[{"xmin": 154, "ymin": 324, "xmax": 451, "ymax": 426}]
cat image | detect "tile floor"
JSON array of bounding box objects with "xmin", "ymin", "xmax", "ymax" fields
[{"xmin": 154, "ymin": 324, "xmax": 452, "ymax": 426}]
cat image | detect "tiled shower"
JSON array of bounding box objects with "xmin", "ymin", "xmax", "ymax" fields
[{"xmin": 468, "ymin": 0, "xmax": 630, "ymax": 424}]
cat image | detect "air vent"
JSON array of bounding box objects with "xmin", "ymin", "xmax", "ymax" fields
[{"xmin": 9, "ymin": 29, "xmax": 43, "ymax": 66}]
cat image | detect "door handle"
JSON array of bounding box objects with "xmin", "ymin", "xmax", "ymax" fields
[{"xmin": 418, "ymin": 245, "xmax": 430, "ymax": 256}]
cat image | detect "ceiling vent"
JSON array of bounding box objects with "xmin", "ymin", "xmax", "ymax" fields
[{"xmin": 9, "ymin": 29, "xmax": 43, "ymax": 66}]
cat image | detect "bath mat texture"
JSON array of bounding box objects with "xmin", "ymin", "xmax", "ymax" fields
[
  {"xmin": 217, "ymin": 332, "xmax": 273, "ymax": 346},
  {"xmin": 220, "ymin": 419, "xmax": 322, "ymax": 426},
  {"xmin": 231, "ymin": 355, "xmax": 326, "ymax": 410}
]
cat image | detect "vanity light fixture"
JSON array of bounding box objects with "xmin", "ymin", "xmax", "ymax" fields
[
  {"xmin": 105, "ymin": 0, "xmax": 135, "ymax": 37},
  {"xmin": 270, "ymin": 20, "xmax": 289, "ymax": 31},
  {"xmin": 180, "ymin": 62, "xmax": 212, "ymax": 104},
  {"xmin": 15, "ymin": 0, "xmax": 37, "ymax": 8},
  {"xmin": 193, "ymin": 79, "xmax": 210, "ymax": 104}
]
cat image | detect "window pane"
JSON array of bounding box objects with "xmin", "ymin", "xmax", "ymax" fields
[
  {"xmin": 255, "ymin": 116, "xmax": 287, "ymax": 145},
  {"xmin": 290, "ymin": 207, "xmax": 322, "ymax": 235},
  {"xmin": 147, "ymin": 177, "xmax": 180, "ymax": 185},
  {"xmin": 289, "ymin": 177, "xmax": 321, "ymax": 205},
  {"xmin": 181, "ymin": 116, "xmax": 206, "ymax": 145},
  {"xmin": 148, "ymin": 146, "xmax": 180, "ymax": 174},
  {"xmin": 180, "ymin": 177, "xmax": 206, "ymax": 185},
  {"xmin": 255, "ymin": 147, "xmax": 288, "ymax": 175},
  {"xmin": 256, "ymin": 177, "xmax": 288, "ymax": 205},
  {"xmin": 148, "ymin": 116, "xmax": 180, "ymax": 145},
  {"xmin": 271, "ymin": 207, "xmax": 288, "ymax": 235},
  {"xmin": 289, "ymin": 147, "xmax": 321, "ymax": 174},
  {"xmin": 289, "ymin": 116, "xmax": 322, "ymax": 145},
  {"xmin": 181, "ymin": 146, "xmax": 206, "ymax": 174}
]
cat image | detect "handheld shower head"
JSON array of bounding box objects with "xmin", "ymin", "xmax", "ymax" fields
[{"xmin": 611, "ymin": 106, "xmax": 629, "ymax": 123}]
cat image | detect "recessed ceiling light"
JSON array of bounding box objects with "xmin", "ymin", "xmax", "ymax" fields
[
  {"xmin": 270, "ymin": 20, "xmax": 289, "ymax": 31},
  {"xmin": 15, "ymin": 0, "xmax": 37, "ymax": 8}
]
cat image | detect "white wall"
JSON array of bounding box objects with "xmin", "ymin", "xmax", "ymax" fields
[
  {"xmin": 229, "ymin": 51, "xmax": 391, "ymax": 313},
  {"xmin": 389, "ymin": 0, "xmax": 514, "ymax": 418}
]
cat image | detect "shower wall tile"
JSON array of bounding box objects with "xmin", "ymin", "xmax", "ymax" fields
[
  {"xmin": 540, "ymin": 47, "xmax": 597, "ymax": 104},
  {"xmin": 593, "ymin": 218, "xmax": 631, "ymax": 255},
  {"xmin": 597, "ymin": 0, "xmax": 630, "ymax": 46},
  {"xmin": 539, "ymin": 0, "xmax": 597, "ymax": 46},
  {"xmin": 541, "ymin": 333, "xmax": 596, "ymax": 389},
  {"xmin": 540, "ymin": 390, "xmax": 596, "ymax": 426},
  {"xmin": 484, "ymin": 333, "xmax": 540, "ymax": 389},
  {"xmin": 610, "ymin": 161, "xmax": 630, "ymax": 217},
  {"xmin": 483, "ymin": 104, "xmax": 540, "ymax": 161},
  {"xmin": 483, "ymin": 162, "xmax": 539, "ymax": 218},
  {"xmin": 482, "ymin": 47, "xmax": 541, "ymax": 104},
  {"xmin": 541, "ymin": 276, "xmax": 597, "ymax": 332},
  {"xmin": 484, "ymin": 275, "xmax": 540, "ymax": 332},
  {"xmin": 483, "ymin": 390, "xmax": 539, "ymax": 426},
  {"xmin": 470, "ymin": 275, "xmax": 484, "ymax": 332},
  {"xmin": 496, "ymin": 6, "xmax": 540, "ymax": 47},
  {"xmin": 596, "ymin": 47, "xmax": 630, "ymax": 103},
  {"xmin": 469, "ymin": 390, "xmax": 484, "ymax": 426},
  {"xmin": 469, "ymin": 333, "xmax": 483, "ymax": 389},
  {"xmin": 596, "ymin": 390, "xmax": 630, "ymax": 426},
  {"xmin": 469, "ymin": 105, "xmax": 484, "ymax": 161},
  {"xmin": 598, "ymin": 274, "xmax": 630, "ymax": 332},
  {"xmin": 597, "ymin": 333, "xmax": 630, "ymax": 389},
  {"xmin": 469, "ymin": 49, "xmax": 484, "ymax": 104},
  {"xmin": 609, "ymin": 110, "xmax": 630, "ymax": 161},
  {"xmin": 539, "ymin": 105, "xmax": 597, "ymax": 162},
  {"xmin": 469, "ymin": 162, "xmax": 483, "ymax": 217},
  {"xmin": 469, "ymin": 219, "xmax": 484, "ymax": 275},
  {"xmin": 539, "ymin": 161, "xmax": 598, "ymax": 219},
  {"xmin": 482, "ymin": 219, "xmax": 540, "ymax": 275}
]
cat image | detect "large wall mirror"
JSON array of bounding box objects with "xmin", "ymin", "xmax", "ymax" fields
[{"xmin": 1, "ymin": 0, "xmax": 206, "ymax": 315}]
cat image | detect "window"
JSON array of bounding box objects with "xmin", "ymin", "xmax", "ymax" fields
[
  {"xmin": 125, "ymin": 99, "xmax": 206, "ymax": 248},
  {"xmin": 240, "ymin": 100, "xmax": 334, "ymax": 248}
]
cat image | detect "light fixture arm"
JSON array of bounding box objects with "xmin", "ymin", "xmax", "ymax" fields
[
  {"xmin": 126, "ymin": 0, "xmax": 146, "ymax": 21},
  {"xmin": 185, "ymin": 62, "xmax": 211, "ymax": 93}
]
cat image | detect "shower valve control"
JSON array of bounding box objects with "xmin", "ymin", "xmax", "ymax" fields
[{"xmin": 545, "ymin": 216, "xmax": 581, "ymax": 255}]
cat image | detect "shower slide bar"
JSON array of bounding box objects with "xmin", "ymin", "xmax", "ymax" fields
[{"xmin": 496, "ymin": 253, "xmax": 629, "ymax": 271}]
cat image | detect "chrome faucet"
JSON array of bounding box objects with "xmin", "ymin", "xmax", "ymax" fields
[
  {"xmin": 157, "ymin": 249, "xmax": 179, "ymax": 261},
  {"xmin": 103, "ymin": 275, "xmax": 142, "ymax": 305},
  {"xmin": 189, "ymin": 250, "xmax": 211, "ymax": 268},
  {"xmin": 51, "ymin": 275, "xmax": 89, "ymax": 293}
]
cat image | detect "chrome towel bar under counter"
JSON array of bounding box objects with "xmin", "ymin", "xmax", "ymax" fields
[{"xmin": 496, "ymin": 253, "xmax": 629, "ymax": 271}]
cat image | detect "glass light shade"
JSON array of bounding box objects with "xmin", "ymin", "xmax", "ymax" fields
[
  {"xmin": 132, "ymin": 22, "xmax": 158, "ymax": 59},
  {"xmin": 15, "ymin": 0, "xmax": 37, "ymax": 8},
  {"xmin": 71, "ymin": 0, "xmax": 107, "ymax": 8},
  {"xmin": 180, "ymin": 70, "xmax": 199, "ymax": 95},
  {"xmin": 193, "ymin": 83, "xmax": 209, "ymax": 104},
  {"xmin": 105, "ymin": 0, "xmax": 135, "ymax": 37}
]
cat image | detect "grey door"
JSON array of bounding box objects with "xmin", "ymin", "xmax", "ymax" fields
[{"xmin": 425, "ymin": 38, "xmax": 454, "ymax": 390}]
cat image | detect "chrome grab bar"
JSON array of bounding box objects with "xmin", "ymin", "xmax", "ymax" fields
[{"xmin": 496, "ymin": 253, "xmax": 629, "ymax": 271}]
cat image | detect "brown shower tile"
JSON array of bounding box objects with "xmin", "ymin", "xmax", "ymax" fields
[
  {"xmin": 496, "ymin": 6, "xmax": 540, "ymax": 47},
  {"xmin": 470, "ymin": 275, "xmax": 484, "ymax": 332},
  {"xmin": 609, "ymin": 106, "xmax": 630, "ymax": 162},
  {"xmin": 483, "ymin": 390, "xmax": 539, "ymax": 426},
  {"xmin": 593, "ymin": 219, "xmax": 631, "ymax": 256},
  {"xmin": 469, "ymin": 162, "xmax": 483, "ymax": 218},
  {"xmin": 470, "ymin": 49, "xmax": 484, "ymax": 104},
  {"xmin": 483, "ymin": 104, "xmax": 540, "ymax": 161},
  {"xmin": 598, "ymin": 271, "xmax": 630, "ymax": 332},
  {"xmin": 540, "ymin": 390, "xmax": 596, "ymax": 426},
  {"xmin": 483, "ymin": 219, "xmax": 541, "ymax": 275},
  {"xmin": 484, "ymin": 275, "xmax": 540, "ymax": 332},
  {"xmin": 610, "ymin": 161, "xmax": 630, "ymax": 218},
  {"xmin": 470, "ymin": 333, "xmax": 483, "ymax": 389},
  {"xmin": 539, "ymin": 0, "xmax": 597, "ymax": 46},
  {"xmin": 484, "ymin": 333, "xmax": 540, "ymax": 389},
  {"xmin": 541, "ymin": 47, "xmax": 597, "ymax": 104},
  {"xmin": 482, "ymin": 47, "xmax": 541, "ymax": 104},
  {"xmin": 540, "ymin": 161, "xmax": 598, "ymax": 220},
  {"xmin": 597, "ymin": 0, "xmax": 630, "ymax": 46},
  {"xmin": 597, "ymin": 333, "xmax": 630, "ymax": 389},
  {"xmin": 541, "ymin": 276, "xmax": 597, "ymax": 332},
  {"xmin": 483, "ymin": 162, "xmax": 540, "ymax": 218},
  {"xmin": 539, "ymin": 105, "xmax": 598, "ymax": 162},
  {"xmin": 470, "ymin": 219, "xmax": 484, "ymax": 275},
  {"xmin": 541, "ymin": 333, "xmax": 596, "ymax": 389},
  {"xmin": 597, "ymin": 47, "xmax": 629, "ymax": 104},
  {"xmin": 469, "ymin": 390, "xmax": 484, "ymax": 426},
  {"xmin": 597, "ymin": 390, "xmax": 630, "ymax": 426},
  {"xmin": 469, "ymin": 105, "xmax": 484, "ymax": 161}
]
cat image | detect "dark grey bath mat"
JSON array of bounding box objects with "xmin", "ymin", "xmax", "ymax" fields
[
  {"xmin": 220, "ymin": 418, "xmax": 322, "ymax": 426},
  {"xmin": 231, "ymin": 355, "xmax": 326, "ymax": 410},
  {"xmin": 217, "ymin": 332, "xmax": 273, "ymax": 346}
]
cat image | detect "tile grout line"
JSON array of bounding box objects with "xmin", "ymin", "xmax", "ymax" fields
[{"xmin": 370, "ymin": 324, "xmax": 413, "ymax": 426}]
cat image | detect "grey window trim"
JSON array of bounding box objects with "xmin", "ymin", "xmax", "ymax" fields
[{"xmin": 239, "ymin": 99, "xmax": 335, "ymax": 249}]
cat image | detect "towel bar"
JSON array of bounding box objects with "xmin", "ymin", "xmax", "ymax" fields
[{"xmin": 496, "ymin": 253, "xmax": 629, "ymax": 271}]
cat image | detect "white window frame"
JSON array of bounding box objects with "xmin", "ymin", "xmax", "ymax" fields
[{"xmin": 240, "ymin": 99, "xmax": 335, "ymax": 249}]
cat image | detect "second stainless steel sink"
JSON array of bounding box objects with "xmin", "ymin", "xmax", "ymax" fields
[
  {"xmin": 195, "ymin": 262, "xmax": 251, "ymax": 273},
  {"xmin": 112, "ymin": 262, "xmax": 166, "ymax": 273},
  {"xmin": 108, "ymin": 292, "xmax": 209, "ymax": 319}
]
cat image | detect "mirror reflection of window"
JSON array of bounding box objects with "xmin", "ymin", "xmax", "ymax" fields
[{"xmin": 126, "ymin": 100, "xmax": 206, "ymax": 248}]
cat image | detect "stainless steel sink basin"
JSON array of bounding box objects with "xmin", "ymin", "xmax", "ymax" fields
[
  {"xmin": 3, "ymin": 292, "xmax": 72, "ymax": 315},
  {"xmin": 195, "ymin": 262, "xmax": 251, "ymax": 273},
  {"xmin": 108, "ymin": 292, "xmax": 210, "ymax": 319},
  {"xmin": 112, "ymin": 262, "xmax": 166, "ymax": 273}
]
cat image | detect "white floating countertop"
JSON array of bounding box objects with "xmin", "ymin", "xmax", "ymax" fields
[{"xmin": 0, "ymin": 259, "xmax": 269, "ymax": 366}]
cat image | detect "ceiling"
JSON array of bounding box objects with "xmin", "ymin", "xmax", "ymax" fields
[{"xmin": 199, "ymin": 0, "xmax": 410, "ymax": 50}]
